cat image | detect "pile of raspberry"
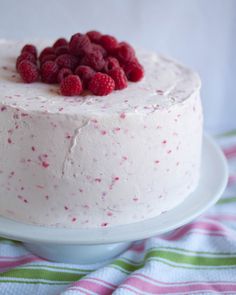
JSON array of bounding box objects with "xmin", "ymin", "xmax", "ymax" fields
[{"xmin": 16, "ymin": 31, "xmax": 144, "ymax": 96}]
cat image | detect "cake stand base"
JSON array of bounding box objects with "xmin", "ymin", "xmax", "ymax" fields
[{"xmin": 24, "ymin": 241, "xmax": 132, "ymax": 264}]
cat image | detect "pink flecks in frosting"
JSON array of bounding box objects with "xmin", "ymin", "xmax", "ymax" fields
[
  {"xmin": 64, "ymin": 206, "xmax": 69, "ymax": 210},
  {"xmin": 120, "ymin": 155, "xmax": 128, "ymax": 165},
  {"xmin": 17, "ymin": 195, "xmax": 28, "ymax": 204},
  {"xmin": 72, "ymin": 217, "xmax": 77, "ymax": 222},
  {"xmin": 79, "ymin": 188, "xmax": 84, "ymax": 193},
  {"xmin": 107, "ymin": 211, "xmax": 113, "ymax": 216},
  {"xmin": 31, "ymin": 146, "xmax": 36, "ymax": 152},
  {"xmin": 120, "ymin": 112, "xmax": 126, "ymax": 119},
  {"xmin": 176, "ymin": 161, "xmax": 180, "ymax": 166},
  {"xmin": 65, "ymin": 133, "xmax": 71, "ymax": 139},
  {"xmin": 7, "ymin": 138, "xmax": 12, "ymax": 144},
  {"xmin": 109, "ymin": 176, "xmax": 120, "ymax": 190},
  {"xmin": 100, "ymin": 130, "xmax": 107, "ymax": 135},
  {"xmin": 156, "ymin": 89, "xmax": 164, "ymax": 95},
  {"xmin": 36, "ymin": 184, "xmax": 44, "ymax": 189},
  {"xmin": 42, "ymin": 161, "xmax": 49, "ymax": 168},
  {"xmin": 58, "ymin": 107, "xmax": 64, "ymax": 112},
  {"xmin": 101, "ymin": 222, "xmax": 108, "ymax": 227},
  {"xmin": 38, "ymin": 154, "xmax": 50, "ymax": 168},
  {"xmin": 102, "ymin": 192, "xmax": 107, "ymax": 198},
  {"xmin": 167, "ymin": 150, "xmax": 172, "ymax": 154},
  {"xmin": 21, "ymin": 113, "xmax": 29, "ymax": 117},
  {"xmin": 162, "ymin": 140, "xmax": 167, "ymax": 144},
  {"xmin": 155, "ymin": 160, "xmax": 160, "ymax": 164},
  {"xmin": 1, "ymin": 106, "xmax": 6, "ymax": 111},
  {"xmin": 94, "ymin": 178, "xmax": 102, "ymax": 183},
  {"xmin": 133, "ymin": 197, "xmax": 139, "ymax": 202},
  {"xmin": 113, "ymin": 127, "xmax": 121, "ymax": 133},
  {"xmin": 45, "ymin": 195, "xmax": 49, "ymax": 200}
]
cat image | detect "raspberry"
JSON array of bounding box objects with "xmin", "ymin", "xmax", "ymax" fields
[
  {"xmin": 21, "ymin": 44, "xmax": 37, "ymax": 58},
  {"xmin": 53, "ymin": 38, "xmax": 68, "ymax": 49},
  {"xmin": 39, "ymin": 47, "xmax": 55, "ymax": 62},
  {"xmin": 16, "ymin": 52, "xmax": 36, "ymax": 70},
  {"xmin": 86, "ymin": 30, "xmax": 102, "ymax": 43},
  {"xmin": 92, "ymin": 44, "xmax": 107, "ymax": 57},
  {"xmin": 109, "ymin": 67, "xmax": 127, "ymax": 90},
  {"xmin": 41, "ymin": 61, "xmax": 59, "ymax": 84},
  {"xmin": 123, "ymin": 61, "xmax": 144, "ymax": 82},
  {"xmin": 74, "ymin": 65, "xmax": 95, "ymax": 89},
  {"xmin": 89, "ymin": 72, "xmax": 115, "ymax": 96},
  {"xmin": 18, "ymin": 60, "xmax": 39, "ymax": 83},
  {"xmin": 69, "ymin": 33, "xmax": 91, "ymax": 56},
  {"xmin": 57, "ymin": 68, "xmax": 73, "ymax": 83},
  {"xmin": 54, "ymin": 45, "xmax": 69, "ymax": 56},
  {"xmin": 103, "ymin": 57, "xmax": 120, "ymax": 73},
  {"xmin": 99, "ymin": 35, "xmax": 118, "ymax": 53},
  {"xmin": 81, "ymin": 49, "xmax": 105, "ymax": 71},
  {"xmin": 115, "ymin": 42, "xmax": 135, "ymax": 63},
  {"xmin": 40, "ymin": 54, "xmax": 57, "ymax": 64},
  {"xmin": 55, "ymin": 54, "xmax": 78, "ymax": 70},
  {"xmin": 60, "ymin": 75, "xmax": 83, "ymax": 96}
]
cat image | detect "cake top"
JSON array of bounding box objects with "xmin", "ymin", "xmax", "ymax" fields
[{"xmin": 0, "ymin": 39, "xmax": 200, "ymax": 116}]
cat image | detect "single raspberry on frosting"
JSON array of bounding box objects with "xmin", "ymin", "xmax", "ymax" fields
[
  {"xmin": 89, "ymin": 72, "xmax": 115, "ymax": 96},
  {"xmin": 55, "ymin": 54, "xmax": 78, "ymax": 70},
  {"xmin": 115, "ymin": 42, "xmax": 135, "ymax": 63},
  {"xmin": 99, "ymin": 35, "xmax": 118, "ymax": 53},
  {"xmin": 103, "ymin": 57, "xmax": 120, "ymax": 73},
  {"xmin": 92, "ymin": 44, "xmax": 107, "ymax": 57},
  {"xmin": 69, "ymin": 33, "xmax": 91, "ymax": 56},
  {"xmin": 60, "ymin": 74, "xmax": 83, "ymax": 96},
  {"xmin": 123, "ymin": 61, "xmax": 144, "ymax": 82},
  {"xmin": 81, "ymin": 49, "xmax": 105, "ymax": 71},
  {"xmin": 39, "ymin": 47, "xmax": 55, "ymax": 62},
  {"xmin": 54, "ymin": 45, "xmax": 69, "ymax": 56},
  {"xmin": 21, "ymin": 44, "xmax": 37, "ymax": 58},
  {"xmin": 57, "ymin": 68, "xmax": 73, "ymax": 83},
  {"xmin": 18, "ymin": 60, "xmax": 39, "ymax": 83},
  {"xmin": 16, "ymin": 52, "xmax": 36, "ymax": 70},
  {"xmin": 109, "ymin": 67, "xmax": 127, "ymax": 90},
  {"xmin": 40, "ymin": 54, "xmax": 57, "ymax": 64},
  {"xmin": 41, "ymin": 61, "xmax": 59, "ymax": 84},
  {"xmin": 53, "ymin": 38, "xmax": 68, "ymax": 49},
  {"xmin": 75, "ymin": 65, "xmax": 95, "ymax": 89},
  {"xmin": 86, "ymin": 30, "xmax": 102, "ymax": 43}
]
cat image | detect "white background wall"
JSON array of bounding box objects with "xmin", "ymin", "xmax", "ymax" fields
[{"xmin": 0, "ymin": 0, "xmax": 235, "ymax": 134}]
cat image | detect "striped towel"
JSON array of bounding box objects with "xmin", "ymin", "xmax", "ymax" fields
[{"xmin": 0, "ymin": 131, "xmax": 236, "ymax": 295}]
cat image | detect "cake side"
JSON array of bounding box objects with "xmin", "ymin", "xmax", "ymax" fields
[{"xmin": 0, "ymin": 40, "xmax": 203, "ymax": 228}]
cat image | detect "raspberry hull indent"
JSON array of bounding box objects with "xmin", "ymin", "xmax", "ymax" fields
[{"xmin": 0, "ymin": 40, "xmax": 203, "ymax": 228}]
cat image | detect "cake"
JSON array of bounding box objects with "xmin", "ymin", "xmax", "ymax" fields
[{"xmin": 0, "ymin": 37, "xmax": 203, "ymax": 228}]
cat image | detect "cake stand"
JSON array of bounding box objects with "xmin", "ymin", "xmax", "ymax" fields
[{"xmin": 0, "ymin": 134, "xmax": 228, "ymax": 264}]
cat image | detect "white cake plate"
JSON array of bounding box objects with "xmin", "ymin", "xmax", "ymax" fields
[{"xmin": 0, "ymin": 134, "xmax": 228, "ymax": 264}]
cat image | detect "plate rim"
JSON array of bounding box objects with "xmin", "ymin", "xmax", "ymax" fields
[{"xmin": 0, "ymin": 133, "xmax": 228, "ymax": 245}]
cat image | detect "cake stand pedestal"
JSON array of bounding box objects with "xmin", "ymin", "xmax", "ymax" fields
[{"xmin": 0, "ymin": 135, "xmax": 228, "ymax": 264}]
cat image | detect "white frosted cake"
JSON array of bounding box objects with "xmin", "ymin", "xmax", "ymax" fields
[{"xmin": 0, "ymin": 40, "xmax": 203, "ymax": 228}]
